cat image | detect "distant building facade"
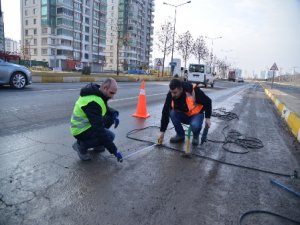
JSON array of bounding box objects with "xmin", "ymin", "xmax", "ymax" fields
[
  {"xmin": 104, "ymin": 0, "xmax": 154, "ymax": 72},
  {"xmin": 0, "ymin": 0, "xmax": 5, "ymax": 51},
  {"xmin": 5, "ymin": 38, "xmax": 20, "ymax": 53},
  {"xmin": 21, "ymin": 0, "xmax": 107, "ymax": 71}
]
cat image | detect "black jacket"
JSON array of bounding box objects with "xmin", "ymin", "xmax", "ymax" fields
[
  {"xmin": 160, "ymin": 82, "xmax": 212, "ymax": 132},
  {"xmin": 74, "ymin": 83, "xmax": 118, "ymax": 154}
]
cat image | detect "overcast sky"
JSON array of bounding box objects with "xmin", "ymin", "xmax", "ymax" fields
[
  {"xmin": 153, "ymin": 0, "xmax": 300, "ymax": 74},
  {"xmin": 2, "ymin": 0, "xmax": 300, "ymax": 74}
]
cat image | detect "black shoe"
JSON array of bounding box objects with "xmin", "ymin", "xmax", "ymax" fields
[
  {"xmin": 93, "ymin": 146, "xmax": 105, "ymax": 153},
  {"xmin": 170, "ymin": 135, "xmax": 185, "ymax": 143},
  {"xmin": 72, "ymin": 142, "xmax": 91, "ymax": 161},
  {"xmin": 192, "ymin": 136, "xmax": 199, "ymax": 146}
]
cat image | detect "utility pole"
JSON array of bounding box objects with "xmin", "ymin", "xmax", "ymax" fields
[{"xmin": 163, "ymin": 1, "xmax": 191, "ymax": 76}]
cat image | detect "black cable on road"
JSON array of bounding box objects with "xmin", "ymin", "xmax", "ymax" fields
[
  {"xmin": 239, "ymin": 210, "xmax": 300, "ymax": 225},
  {"xmin": 212, "ymin": 107, "xmax": 239, "ymax": 121},
  {"xmin": 207, "ymin": 125, "xmax": 264, "ymax": 154},
  {"xmin": 126, "ymin": 126, "xmax": 296, "ymax": 178},
  {"xmin": 209, "ymin": 108, "xmax": 264, "ymax": 154}
]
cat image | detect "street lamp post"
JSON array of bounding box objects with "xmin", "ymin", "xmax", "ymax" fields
[
  {"xmin": 204, "ymin": 36, "xmax": 222, "ymax": 71},
  {"xmin": 163, "ymin": 1, "xmax": 191, "ymax": 76}
]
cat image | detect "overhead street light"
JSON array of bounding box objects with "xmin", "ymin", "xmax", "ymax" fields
[
  {"xmin": 204, "ymin": 36, "xmax": 222, "ymax": 66},
  {"xmin": 163, "ymin": 1, "xmax": 191, "ymax": 76}
]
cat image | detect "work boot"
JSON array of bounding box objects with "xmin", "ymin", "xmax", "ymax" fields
[
  {"xmin": 192, "ymin": 136, "xmax": 199, "ymax": 146},
  {"xmin": 72, "ymin": 142, "xmax": 91, "ymax": 161},
  {"xmin": 93, "ymin": 145, "xmax": 105, "ymax": 153},
  {"xmin": 170, "ymin": 135, "xmax": 185, "ymax": 143}
]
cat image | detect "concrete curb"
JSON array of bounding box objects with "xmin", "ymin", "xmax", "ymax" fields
[
  {"xmin": 32, "ymin": 75, "xmax": 172, "ymax": 83},
  {"xmin": 264, "ymin": 88, "xmax": 300, "ymax": 142}
]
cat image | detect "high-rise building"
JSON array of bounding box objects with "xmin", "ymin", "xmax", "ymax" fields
[
  {"xmin": 0, "ymin": 0, "xmax": 5, "ymax": 51},
  {"xmin": 105, "ymin": 0, "xmax": 154, "ymax": 72},
  {"xmin": 21, "ymin": 0, "xmax": 107, "ymax": 71}
]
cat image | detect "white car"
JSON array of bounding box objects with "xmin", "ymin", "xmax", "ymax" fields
[
  {"xmin": 0, "ymin": 60, "xmax": 32, "ymax": 89},
  {"xmin": 75, "ymin": 63, "xmax": 83, "ymax": 72},
  {"xmin": 237, "ymin": 77, "xmax": 244, "ymax": 82}
]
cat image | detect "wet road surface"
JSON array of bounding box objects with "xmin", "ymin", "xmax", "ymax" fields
[{"xmin": 0, "ymin": 81, "xmax": 299, "ymax": 225}]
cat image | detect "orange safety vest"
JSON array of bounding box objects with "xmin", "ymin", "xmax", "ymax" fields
[{"xmin": 171, "ymin": 89, "xmax": 203, "ymax": 117}]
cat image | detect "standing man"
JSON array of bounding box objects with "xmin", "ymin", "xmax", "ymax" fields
[
  {"xmin": 157, "ymin": 78, "xmax": 212, "ymax": 146},
  {"xmin": 70, "ymin": 78, "xmax": 123, "ymax": 162}
]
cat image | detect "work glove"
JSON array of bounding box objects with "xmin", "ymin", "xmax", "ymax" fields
[
  {"xmin": 114, "ymin": 151, "xmax": 123, "ymax": 162},
  {"xmin": 112, "ymin": 111, "xmax": 119, "ymax": 129}
]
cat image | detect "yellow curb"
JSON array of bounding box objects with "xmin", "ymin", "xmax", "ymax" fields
[
  {"xmin": 287, "ymin": 112, "xmax": 300, "ymax": 139},
  {"xmin": 277, "ymin": 102, "xmax": 285, "ymax": 114},
  {"xmin": 41, "ymin": 76, "xmax": 64, "ymax": 83},
  {"xmin": 263, "ymin": 86, "xmax": 300, "ymax": 142},
  {"xmin": 80, "ymin": 77, "xmax": 96, "ymax": 82}
]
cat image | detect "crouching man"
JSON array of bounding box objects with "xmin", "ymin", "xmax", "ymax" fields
[
  {"xmin": 70, "ymin": 78, "xmax": 122, "ymax": 162},
  {"xmin": 157, "ymin": 78, "xmax": 212, "ymax": 146}
]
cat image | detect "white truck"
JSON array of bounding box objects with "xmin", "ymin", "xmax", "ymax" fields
[
  {"xmin": 187, "ymin": 64, "xmax": 215, "ymax": 88},
  {"xmin": 170, "ymin": 58, "xmax": 182, "ymax": 77}
]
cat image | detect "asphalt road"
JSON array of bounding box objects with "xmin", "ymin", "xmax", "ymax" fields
[{"xmin": 0, "ymin": 80, "xmax": 299, "ymax": 225}]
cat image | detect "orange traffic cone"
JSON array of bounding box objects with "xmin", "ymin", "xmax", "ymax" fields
[{"xmin": 132, "ymin": 80, "xmax": 150, "ymax": 118}]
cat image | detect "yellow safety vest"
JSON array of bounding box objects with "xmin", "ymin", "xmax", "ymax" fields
[{"xmin": 70, "ymin": 95, "xmax": 107, "ymax": 136}]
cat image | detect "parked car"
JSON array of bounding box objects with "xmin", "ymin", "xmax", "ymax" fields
[
  {"xmin": 237, "ymin": 77, "xmax": 244, "ymax": 82},
  {"xmin": 75, "ymin": 63, "xmax": 83, "ymax": 72},
  {"xmin": 0, "ymin": 59, "xmax": 32, "ymax": 89}
]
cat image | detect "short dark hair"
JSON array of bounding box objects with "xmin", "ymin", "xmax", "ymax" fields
[{"xmin": 169, "ymin": 78, "xmax": 182, "ymax": 90}]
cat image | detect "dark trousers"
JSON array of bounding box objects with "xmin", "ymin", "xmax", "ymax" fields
[
  {"xmin": 170, "ymin": 110, "xmax": 204, "ymax": 138},
  {"xmin": 76, "ymin": 115, "xmax": 115, "ymax": 149}
]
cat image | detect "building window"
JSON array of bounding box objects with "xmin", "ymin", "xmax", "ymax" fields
[
  {"xmin": 33, "ymin": 0, "xmax": 36, "ymax": 4},
  {"xmin": 85, "ymin": 26, "xmax": 89, "ymax": 33},
  {"xmin": 33, "ymin": 19, "xmax": 36, "ymax": 24},
  {"xmin": 25, "ymin": 0, "xmax": 28, "ymax": 6},
  {"xmin": 25, "ymin": 20, "xmax": 28, "ymax": 26},
  {"xmin": 25, "ymin": 30, "xmax": 29, "ymax": 36},
  {"xmin": 42, "ymin": 28, "xmax": 47, "ymax": 34},
  {"xmin": 33, "ymin": 8, "xmax": 36, "ymax": 15},
  {"xmin": 25, "ymin": 10, "xmax": 28, "ymax": 16},
  {"xmin": 85, "ymin": 17, "xmax": 89, "ymax": 24},
  {"xmin": 34, "ymin": 29, "xmax": 37, "ymax": 35},
  {"xmin": 42, "ymin": 38, "xmax": 47, "ymax": 45},
  {"xmin": 84, "ymin": 53, "xmax": 89, "ymax": 59},
  {"xmin": 33, "ymin": 39, "xmax": 37, "ymax": 45},
  {"xmin": 85, "ymin": 35, "xmax": 89, "ymax": 41},
  {"xmin": 42, "ymin": 49, "xmax": 48, "ymax": 55},
  {"xmin": 33, "ymin": 49, "xmax": 37, "ymax": 55}
]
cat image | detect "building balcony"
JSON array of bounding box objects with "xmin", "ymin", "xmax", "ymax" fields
[{"xmin": 57, "ymin": 45, "xmax": 73, "ymax": 51}]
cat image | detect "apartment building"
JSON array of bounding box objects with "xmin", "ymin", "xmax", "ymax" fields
[
  {"xmin": 105, "ymin": 0, "xmax": 154, "ymax": 72},
  {"xmin": 0, "ymin": 0, "xmax": 4, "ymax": 51},
  {"xmin": 5, "ymin": 38, "xmax": 20, "ymax": 53},
  {"xmin": 21, "ymin": 0, "xmax": 107, "ymax": 71}
]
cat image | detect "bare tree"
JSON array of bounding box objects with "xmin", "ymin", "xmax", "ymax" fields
[
  {"xmin": 216, "ymin": 59, "xmax": 230, "ymax": 78},
  {"xmin": 192, "ymin": 36, "xmax": 209, "ymax": 64},
  {"xmin": 156, "ymin": 20, "xmax": 173, "ymax": 76},
  {"xmin": 176, "ymin": 31, "xmax": 194, "ymax": 69}
]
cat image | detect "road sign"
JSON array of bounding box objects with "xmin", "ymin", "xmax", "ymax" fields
[
  {"xmin": 156, "ymin": 59, "xmax": 162, "ymax": 67},
  {"xmin": 270, "ymin": 62, "xmax": 278, "ymax": 71}
]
